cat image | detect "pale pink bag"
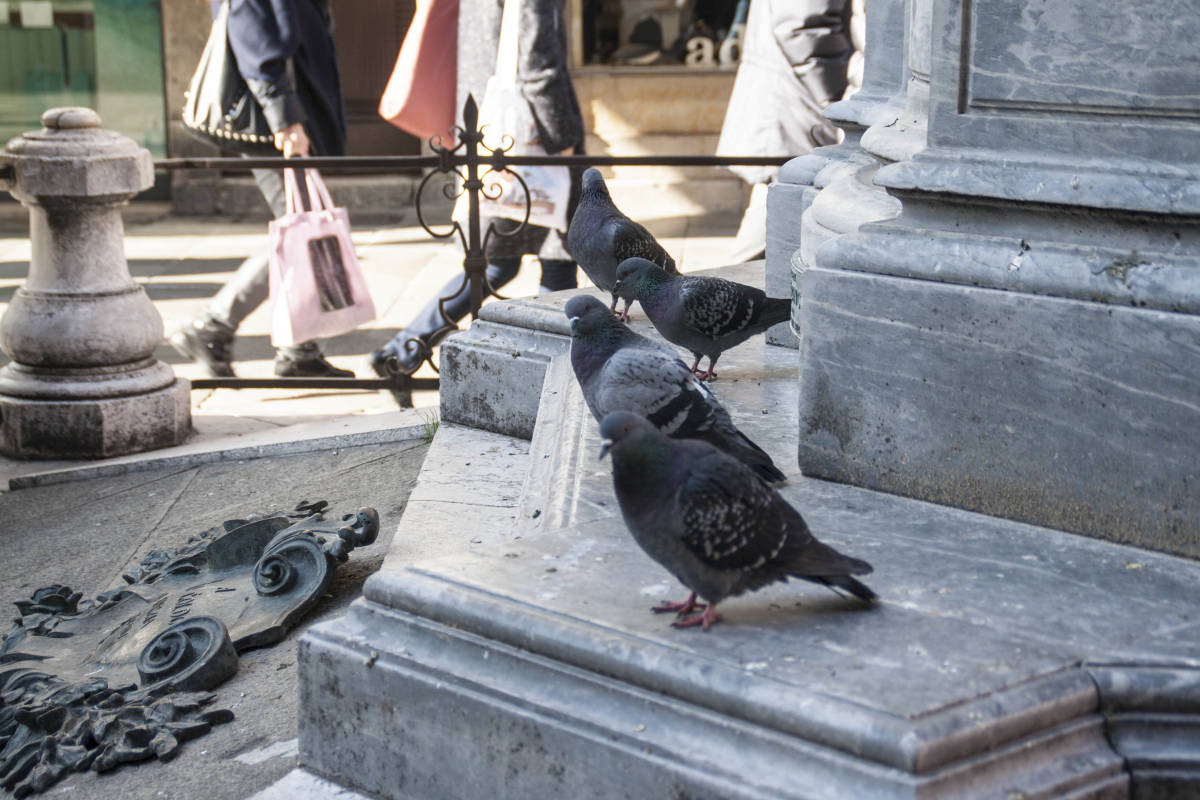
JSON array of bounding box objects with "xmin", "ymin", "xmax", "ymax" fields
[{"xmin": 268, "ymin": 168, "xmax": 376, "ymax": 347}]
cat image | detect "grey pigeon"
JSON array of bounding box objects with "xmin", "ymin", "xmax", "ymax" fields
[
  {"xmin": 614, "ymin": 257, "xmax": 791, "ymax": 380},
  {"xmin": 599, "ymin": 411, "xmax": 876, "ymax": 630},
  {"xmin": 567, "ymin": 168, "xmax": 679, "ymax": 320},
  {"xmin": 565, "ymin": 294, "xmax": 785, "ymax": 484}
]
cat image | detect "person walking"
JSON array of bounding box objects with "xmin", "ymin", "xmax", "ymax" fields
[
  {"xmin": 716, "ymin": 0, "xmax": 854, "ymax": 263},
  {"xmin": 370, "ymin": 0, "xmax": 584, "ymax": 397},
  {"xmin": 171, "ymin": 0, "xmax": 354, "ymax": 378}
]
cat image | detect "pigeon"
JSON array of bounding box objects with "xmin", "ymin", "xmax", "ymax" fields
[
  {"xmin": 599, "ymin": 411, "xmax": 876, "ymax": 630},
  {"xmin": 565, "ymin": 294, "xmax": 785, "ymax": 484},
  {"xmin": 566, "ymin": 168, "xmax": 679, "ymax": 320},
  {"xmin": 613, "ymin": 257, "xmax": 791, "ymax": 381}
]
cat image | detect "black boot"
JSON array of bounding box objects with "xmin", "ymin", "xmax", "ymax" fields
[
  {"xmin": 275, "ymin": 350, "xmax": 355, "ymax": 378},
  {"xmin": 169, "ymin": 317, "xmax": 236, "ymax": 377},
  {"xmin": 369, "ymin": 349, "xmax": 415, "ymax": 407}
]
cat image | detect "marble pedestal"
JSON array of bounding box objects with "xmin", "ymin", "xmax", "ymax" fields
[
  {"xmin": 276, "ymin": 271, "xmax": 1200, "ymax": 799},
  {"xmin": 0, "ymin": 108, "xmax": 191, "ymax": 459},
  {"xmin": 0, "ymin": 380, "xmax": 191, "ymax": 460},
  {"xmin": 794, "ymin": 0, "xmax": 1200, "ymax": 554}
]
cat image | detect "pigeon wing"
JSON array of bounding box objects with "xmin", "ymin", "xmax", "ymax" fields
[
  {"xmin": 610, "ymin": 218, "xmax": 675, "ymax": 272},
  {"xmin": 675, "ymin": 455, "xmax": 789, "ymax": 572},
  {"xmin": 679, "ymin": 276, "xmax": 765, "ymax": 340},
  {"xmin": 594, "ymin": 346, "xmax": 722, "ymax": 437}
]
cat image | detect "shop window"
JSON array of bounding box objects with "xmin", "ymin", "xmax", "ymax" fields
[
  {"xmin": 0, "ymin": 0, "xmax": 165, "ymax": 158},
  {"xmin": 572, "ymin": 0, "xmax": 747, "ymax": 70}
]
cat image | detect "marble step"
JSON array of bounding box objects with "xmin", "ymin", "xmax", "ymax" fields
[{"xmin": 283, "ymin": 276, "xmax": 1200, "ymax": 799}]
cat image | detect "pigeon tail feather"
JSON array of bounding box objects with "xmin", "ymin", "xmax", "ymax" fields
[
  {"xmin": 811, "ymin": 574, "xmax": 878, "ymax": 603},
  {"xmin": 760, "ymin": 297, "xmax": 791, "ymax": 328}
]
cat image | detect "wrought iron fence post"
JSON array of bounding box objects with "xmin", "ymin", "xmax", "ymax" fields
[{"xmin": 460, "ymin": 97, "xmax": 487, "ymax": 320}]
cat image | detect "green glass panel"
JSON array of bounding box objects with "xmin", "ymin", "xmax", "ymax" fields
[
  {"xmin": 93, "ymin": 0, "xmax": 165, "ymax": 156},
  {"xmin": 0, "ymin": 1, "xmax": 164, "ymax": 158}
]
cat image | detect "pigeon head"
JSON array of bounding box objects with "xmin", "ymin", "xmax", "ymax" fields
[
  {"xmin": 598, "ymin": 410, "xmax": 657, "ymax": 460},
  {"xmin": 581, "ymin": 167, "xmax": 609, "ymax": 198},
  {"xmin": 565, "ymin": 295, "xmax": 616, "ymax": 337},
  {"xmin": 613, "ymin": 257, "xmax": 667, "ymax": 298}
]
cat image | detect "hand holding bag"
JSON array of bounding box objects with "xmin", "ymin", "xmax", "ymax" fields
[
  {"xmin": 453, "ymin": 0, "xmax": 571, "ymax": 232},
  {"xmin": 269, "ymin": 169, "xmax": 376, "ymax": 347},
  {"xmin": 181, "ymin": 0, "xmax": 276, "ymax": 155},
  {"xmin": 379, "ymin": 0, "xmax": 459, "ymax": 143}
]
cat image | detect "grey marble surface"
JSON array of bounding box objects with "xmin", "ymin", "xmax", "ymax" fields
[
  {"xmin": 376, "ymin": 333, "xmax": 1200, "ymax": 691},
  {"xmin": 286, "ymin": 275, "xmax": 1200, "ymax": 796},
  {"xmin": 361, "ymin": 316, "xmax": 1200, "ymax": 778},
  {"xmin": 795, "ymin": 265, "xmax": 1200, "ymax": 558}
]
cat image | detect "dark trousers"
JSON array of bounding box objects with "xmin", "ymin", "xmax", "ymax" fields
[{"xmin": 382, "ymin": 256, "xmax": 577, "ymax": 356}]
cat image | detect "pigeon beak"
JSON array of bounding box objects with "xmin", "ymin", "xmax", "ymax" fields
[
  {"xmin": 611, "ymin": 280, "xmax": 623, "ymax": 295},
  {"xmin": 599, "ymin": 438, "xmax": 613, "ymax": 460},
  {"xmin": 568, "ymin": 316, "xmax": 580, "ymax": 333}
]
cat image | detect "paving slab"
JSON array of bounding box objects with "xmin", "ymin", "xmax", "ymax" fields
[{"xmin": 0, "ymin": 437, "xmax": 430, "ymax": 800}]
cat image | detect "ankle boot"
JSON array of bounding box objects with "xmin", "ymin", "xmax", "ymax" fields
[
  {"xmin": 274, "ymin": 351, "xmax": 355, "ymax": 378},
  {"xmin": 169, "ymin": 317, "xmax": 236, "ymax": 377}
]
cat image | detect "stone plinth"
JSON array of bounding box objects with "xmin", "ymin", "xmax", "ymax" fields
[
  {"xmin": 278, "ymin": 286, "xmax": 1200, "ymax": 798},
  {"xmin": 796, "ymin": 0, "xmax": 1200, "ymax": 554},
  {"xmin": 0, "ymin": 107, "xmax": 191, "ymax": 459}
]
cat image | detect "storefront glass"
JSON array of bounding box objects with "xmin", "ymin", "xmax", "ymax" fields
[
  {"xmin": 0, "ymin": 0, "xmax": 165, "ymax": 155},
  {"xmin": 578, "ymin": 0, "xmax": 745, "ymax": 69}
]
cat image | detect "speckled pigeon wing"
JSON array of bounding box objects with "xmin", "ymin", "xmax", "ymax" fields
[
  {"xmin": 610, "ymin": 218, "xmax": 674, "ymax": 272},
  {"xmin": 679, "ymin": 277, "xmax": 763, "ymax": 339},
  {"xmin": 676, "ymin": 454, "xmax": 789, "ymax": 572},
  {"xmin": 595, "ymin": 346, "xmax": 721, "ymax": 437}
]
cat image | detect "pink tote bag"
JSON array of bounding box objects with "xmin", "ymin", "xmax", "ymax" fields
[
  {"xmin": 378, "ymin": 0, "xmax": 458, "ymax": 143},
  {"xmin": 268, "ymin": 168, "xmax": 376, "ymax": 347}
]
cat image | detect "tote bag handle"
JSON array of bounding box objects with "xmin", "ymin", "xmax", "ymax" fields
[{"xmin": 283, "ymin": 167, "xmax": 336, "ymax": 215}]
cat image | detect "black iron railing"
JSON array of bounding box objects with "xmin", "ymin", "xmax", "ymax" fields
[{"xmin": 155, "ymin": 96, "xmax": 789, "ymax": 404}]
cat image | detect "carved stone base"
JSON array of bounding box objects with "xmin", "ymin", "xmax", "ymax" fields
[
  {"xmin": 0, "ymin": 378, "xmax": 192, "ymax": 459},
  {"xmin": 794, "ymin": 264, "xmax": 1200, "ymax": 558}
]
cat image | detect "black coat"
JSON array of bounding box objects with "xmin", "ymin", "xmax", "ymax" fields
[{"xmin": 218, "ymin": 0, "xmax": 347, "ymax": 157}]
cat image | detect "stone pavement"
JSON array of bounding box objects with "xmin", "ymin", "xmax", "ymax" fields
[
  {"xmin": 0, "ymin": 202, "xmax": 740, "ymax": 489},
  {"xmin": 0, "ymin": 202, "xmax": 742, "ymax": 799}
]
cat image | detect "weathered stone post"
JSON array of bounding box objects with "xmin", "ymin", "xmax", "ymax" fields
[
  {"xmin": 0, "ymin": 108, "xmax": 191, "ymax": 459},
  {"xmin": 796, "ymin": 0, "xmax": 1200, "ymax": 555}
]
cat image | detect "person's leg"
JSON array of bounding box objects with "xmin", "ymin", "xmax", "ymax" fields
[
  {"xmin": 169, "ymin": 168, "xmax": 284, "ymax": 376},
  {"xmin": 171, "ymin": 167, "xmax": 351, "ymax": 377},
  {"xmin": 206, "ymin": 168, "xmax": 287, "ymax": 330},
  {"xmin": 538, "ymin": 258, "xmax": 578, "ymax": 293},
  {"xmin": 374, "ymin": 257, "xmax": 522, "ymax": 370}
]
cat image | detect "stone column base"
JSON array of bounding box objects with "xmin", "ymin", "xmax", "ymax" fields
[
  {"xmin": 0, "ymin": 378, "xmax": 192, "ymax": 459},
  {"xmin": 795, "ymin": 265, "xmax": 1200, "ymax": 557}
]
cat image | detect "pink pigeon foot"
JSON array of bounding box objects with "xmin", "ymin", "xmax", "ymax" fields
[
  {"xmin": 672, "ymin": 604, "xmax": 723, "ymax": 631},
  {"xmin": 651, "ymin": 591, "xmax": 706, "ymax": 616}
]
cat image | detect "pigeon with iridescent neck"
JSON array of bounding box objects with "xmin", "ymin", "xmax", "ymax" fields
[
  {"xmin": 599, "ymin": 411, "xmax": 876, "ymax": 630},
  {"xmin": 565, "ymin": 294, "xmax": 785, "ymax": 484},
  {"xmin": 613, "ymin": 257, "xmax": 790, "ymax": 380}
]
